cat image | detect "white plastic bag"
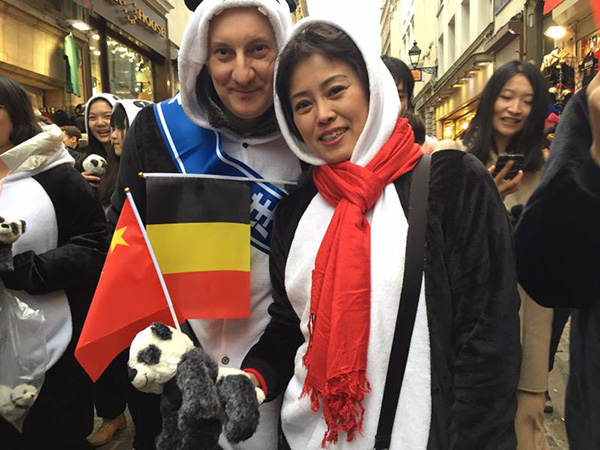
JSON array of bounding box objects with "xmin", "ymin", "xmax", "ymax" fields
[{"xmin": 0, "ymin": 290, "xmax": 48, "ymax": 432}]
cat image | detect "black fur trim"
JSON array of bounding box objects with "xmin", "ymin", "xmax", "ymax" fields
[
  {"xmin": 137, "ymin": 344, "xmax": 162, "ymax": 365},
  {"xmin": 151, "ymin": 322, "xmax": 173, "ymax": 340}
]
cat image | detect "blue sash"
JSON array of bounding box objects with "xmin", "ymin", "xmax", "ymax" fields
[{"xmin": 153, "ymin": 95, "xmax": 287, "ymax": 255}]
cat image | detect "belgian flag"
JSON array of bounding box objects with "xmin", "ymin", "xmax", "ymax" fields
[{"xmin": 146, "ymin": 176, "xmax": 251, "ymax": 319}]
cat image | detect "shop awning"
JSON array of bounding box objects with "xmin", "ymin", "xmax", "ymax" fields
[{"xmin": 543, "ymin": 0, "xmax": 565, "ymax": 15}]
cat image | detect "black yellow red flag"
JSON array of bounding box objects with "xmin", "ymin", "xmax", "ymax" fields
[{"xmin": 146, "ymin": 176, "xmax": 251, "ymax": 319}]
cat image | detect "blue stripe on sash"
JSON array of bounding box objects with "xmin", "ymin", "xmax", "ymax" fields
[{"xmin": 153, "ymin": 95, "xmax": 285, "ymax": 254}]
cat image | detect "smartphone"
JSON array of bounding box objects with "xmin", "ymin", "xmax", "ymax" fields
[{"xmin": 492, "ymin": 154, "xmax": 525, "ymax": 180}]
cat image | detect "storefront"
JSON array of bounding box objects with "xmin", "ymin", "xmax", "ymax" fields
[{"xmin": 88, "ymin": 0, "xmax": 172, "ymax": 101}]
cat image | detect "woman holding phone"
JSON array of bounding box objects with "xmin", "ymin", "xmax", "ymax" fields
[
  {"xmin": 241, "ymin": 19, "xmax": 521, "ymax": 449},
  {"xmin": 462, "ymin": 61, "xmax": 552, "ymax": 450}
]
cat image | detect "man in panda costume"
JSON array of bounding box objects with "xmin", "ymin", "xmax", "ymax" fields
[
  {"xmin": 107, "ymin": 1, "xmax": 302, "ymax": 449},
  {"xmin": 0, "ymin": 75, "xmax": 108, "ymax": 449}
]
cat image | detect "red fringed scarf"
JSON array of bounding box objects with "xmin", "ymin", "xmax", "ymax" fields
[{"xmin": 303, "ymin": 117, "xmax": 422, "ymax": 447}]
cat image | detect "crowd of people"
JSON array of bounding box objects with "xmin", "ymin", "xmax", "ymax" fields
[{"xmin": 0, "ymin": 0, "xmax": 598, "ymax": 449}]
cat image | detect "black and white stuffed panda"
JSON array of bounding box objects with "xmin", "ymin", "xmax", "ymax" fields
[
  {"xmin": 128, "ymin": 322, "xmax": 264, "ymax": 450},
  {"xmin": 0, "ymin": 216, "xmax": 26, "ymax": 274},
  {"xmin": 82, "ymin": 154, "xmax": 108, "ymax": 176}
]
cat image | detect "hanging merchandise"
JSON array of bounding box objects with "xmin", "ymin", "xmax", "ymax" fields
[
  {"xmin": 64, "ymin": 34, "xmax": 82, "ymax": 97},
  {"xmin": 579, "ymin": 35, "xmax": 600, "ymax": 89},
  {"xmin": 541, "ymin": 48, "xmax": 575, "ymax": 113}
]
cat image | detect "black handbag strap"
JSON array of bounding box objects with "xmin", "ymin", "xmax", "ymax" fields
[{"xmin": 374, "ymin": 153, "xmax": 431, "ymax": 450}]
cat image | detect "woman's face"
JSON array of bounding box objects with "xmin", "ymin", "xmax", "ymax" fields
[
  {"xmin": 492, "ymin": 74, "xmax": 534, "ymax": 140},
  {"xmin": 88, "ymin": 100, "xmax": 113, "ymax": 145},
  {"xmin": 207, "ymin": 7, "xmax": 278, "ymax": 124},
  {"xmin": 0, "ymin": 106, "xmax": 13, "ymax": 153},
  {"xmin": 111, "ymin": 125, "xmax": 127, "ymax": 157},
  {"xmin": 289, "ymin": 54, "xmax": 369, "ymax": 164}
]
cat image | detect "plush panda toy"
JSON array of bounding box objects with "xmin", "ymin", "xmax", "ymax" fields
[
  {"xmin": 129, "ymin": 322, "xmax": 264, "ymax": 450},
  {"xmin": 82, "ymin": 154, "xmax": 108, "ymax": 176},
  {"xmin": 0, "ymin": 216, "xmax": 26, "ymax": 274}
]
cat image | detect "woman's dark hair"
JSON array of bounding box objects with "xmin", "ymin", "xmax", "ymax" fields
[
  {"xmin": 275, "ymin": 22, "xmax": 370, "ymax": 141},
  {"xmin": 98, "ymin": 104, "xmax": 128, "ymax": 207},
  {"xmin": 0, "ymin": 75, "xmax": 42, "ymax": 146},
  {"xmin": 381, "ymin": 56, "xmax": 415, "ymax": 109},
  {"xmin": 463, "ymin": 60, "xmax": 548, "ymax": 172},
  {"xmin": 405, "ymin": 111, "xmax": 425, "ymax": 145},
  {"xmin": 110, "ymin": 104, "xmax": 129, "ymax": 131}
]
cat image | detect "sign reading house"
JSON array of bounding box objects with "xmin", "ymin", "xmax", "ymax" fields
[{"xmin": 95, "ymin": 0, "xmax": 169, "ymax": 57}]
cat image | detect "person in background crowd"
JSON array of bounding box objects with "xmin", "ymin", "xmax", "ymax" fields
[
  {"xmin": 37, "ymin": 114, "xmax": 53, "ymax": 126},
  {"xmin": 61, "ymin": 125, "xmax": 87, "ymax": 167},
  {"xmin": 107, "ymin": 1, "xmax": 301, "ymax": 449},
  {"xmin": 516, "ymin": 71, "xmax": 600, "ymax": 450},
  {"xmin": 87, "ymin": 99, "xmax": 152, "ymax": 447},
  {"xmin": 0, "ymin": 75, "xmax": 108, "ymax": 449},
  {"xmin": 241, "ymin": 19, "xmax": 520, "ymax": 450},
  {"xmin": 405, "ymin": 111, "xmax": 426, "ymax": 144},
  {"xmin": 461, "ymin": 60, "xmax": 551, "ymax": 450},
  {"xmin": 74, "ymin": 103, "xmax": 86, "ymax": 133},
  {"xmin": 52, "ymin": 109, "xmax": 71, "ymax": 127},
  {"xmin": 81, "ymin": 94, "xmax": 119, "ymax": 186},
  {"xmin": 381, "ymin": 55, "xmax": 414, "ymax": 117}
]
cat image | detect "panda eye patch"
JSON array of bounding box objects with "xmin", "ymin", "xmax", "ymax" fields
[{"xmin": 137, "ymin": 344, "xmax": 161, "ymax": 365}]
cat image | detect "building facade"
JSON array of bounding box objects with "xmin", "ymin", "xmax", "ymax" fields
[
  {"xmin": 381, "ymin": 0, "xmax": 580, "ymax": 139},
  {"xmin": 0, "ymin": 0, "xmax": 179, "ymax": 118}
]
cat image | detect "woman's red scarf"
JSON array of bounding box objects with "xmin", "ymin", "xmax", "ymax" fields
[{"xmin": 303, "ymin": 117, "xmax": 422, "ymax": 447}]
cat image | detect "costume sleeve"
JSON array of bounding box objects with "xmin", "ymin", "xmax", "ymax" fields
[
  {"xmin": 241, "ymin": 187, "xmax": 311, "ymax": 402},
  {"xmin": 3, "ymin": 164, "xmax": 108, "ymax": 295},
  {"xmin": 445, "ymin": 154, "xmax": 521, "ymax": 450},
  {"xmin": 516, "ymin": 90, "xmax": 600, "ymax": 308}
]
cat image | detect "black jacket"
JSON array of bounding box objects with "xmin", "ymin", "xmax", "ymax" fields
[
  {"xmin": 516, "ymin": 89, "xmax": 600, "ymax": 450},
  {"xmin": 243, "ymin": 150, "xmax": 521, "ymax": 450}
]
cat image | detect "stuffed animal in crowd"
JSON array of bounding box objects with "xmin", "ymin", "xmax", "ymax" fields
[
  {"xmin": 82, "ymin": 154, "xmax": 108, "ymax": 176},
  {"xmin": 0, "ymin": 216, "xmax": 26, "ymax": 274},
  {"xmin": 0, "ymin": 383, "xmax": 39, "ymax": 422},
  {"xmin": 128, "ymin": 322, "xmax": 265, "ymax": 450}
]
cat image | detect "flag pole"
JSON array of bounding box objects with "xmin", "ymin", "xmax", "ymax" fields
[{"xmin": 125, "ymin": 189, "xmax": 181, "ymax": 331}]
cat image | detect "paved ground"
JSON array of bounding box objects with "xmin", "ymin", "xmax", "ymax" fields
[{"xmin": 94, "ymin": 322, "xmax": 572, "ymax": 450}]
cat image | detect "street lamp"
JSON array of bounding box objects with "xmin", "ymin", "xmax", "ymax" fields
[{"xmin": 408, "ymin": 41, "xmax": 438, "ymax": 77}]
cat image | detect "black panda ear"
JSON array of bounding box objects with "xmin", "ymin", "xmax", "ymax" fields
[
  {"xmin": 151, "ymin": 322, "xmax": 173, "ymax": 340},
  {"xmin": 285, "ymin": 0, "xmax": 297, "ymax": 13},
  {"xmin": 20, "ymin": 220, "xmax": 26, "ymax": 234},
  {"xmin": 184, "ymin": 0, "xmax": 202, "ymax": 11}
]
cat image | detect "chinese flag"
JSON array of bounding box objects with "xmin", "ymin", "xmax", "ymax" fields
[{"xmin": 75, "ymin": 196, "xmax": 178, "ymax": 382}]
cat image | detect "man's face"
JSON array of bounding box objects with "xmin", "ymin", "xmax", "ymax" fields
[
  {"xmin": 206, "ymin": 7, "xmax": 278, "ymax": 128},
  {"xmin": 62, "ymin": 131, "xmax": 78, "ymax": 149},
  {"xmin": 397, "ymin": 80, "xmax": 409, "ymax": 118}
]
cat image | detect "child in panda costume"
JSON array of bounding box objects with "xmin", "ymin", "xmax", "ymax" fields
[
  {"xmin": 107, "ymin": 1, "xmax": 302, "ymax": 449},
  {"xmin": 0, "ymin": 75, "xmax": 108, "ymax": 448},
  {"xmin": 240, "ymin": 20, "xmax": 521, "ymax": 450}
]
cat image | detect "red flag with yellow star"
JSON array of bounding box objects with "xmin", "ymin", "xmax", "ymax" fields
[{"xmin": 75, "ymin": 195, "xmax": 179, "ymax": 382}]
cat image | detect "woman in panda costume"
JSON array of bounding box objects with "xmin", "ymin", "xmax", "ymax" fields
[
  {"xmin": 241, "ymin": 20, "xmax": 521, "ymax": 449},
  {"xmin": 0, "ymin": 76, "xmax": 108, "ymax": 448}
]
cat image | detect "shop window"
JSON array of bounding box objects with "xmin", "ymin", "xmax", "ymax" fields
[
  {"xmin": 89, "ymin": 28, "xmax": 104, "ymax": 94},
  {"xmin": 107, "ymin": 39, "xmax": 154, "ymax": 100}
]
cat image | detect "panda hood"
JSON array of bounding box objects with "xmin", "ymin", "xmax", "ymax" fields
[
  {"xmin": 84, "ymin": 93, "xmax": 120, "ymax": 156},
  {"xmin": 273, "ymin": 18, "xmax": 401, "ymax": 167},
  {"xmin": 112, "ymin": 99, "xmax": 154, "ymax": 128},
  {"xmin": 1, "ymin": 124, "xmax": 74, "ymax": 181},
  {"xmin": 178, "ymin": 0, "xmax": 292, "ymax": 139}
]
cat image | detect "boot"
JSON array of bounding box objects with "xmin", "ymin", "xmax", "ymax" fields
[{"xmin": 87, "ymin": 413, "xmax": 127, "ymax": 447}]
